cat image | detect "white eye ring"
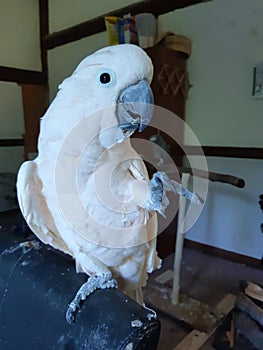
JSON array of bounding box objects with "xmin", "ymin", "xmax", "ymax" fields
[{"xmin": 97, "ymin": 69, "xmax": 116, "ymax": 88}]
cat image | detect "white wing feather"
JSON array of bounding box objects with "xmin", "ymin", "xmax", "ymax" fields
[{"xmin": 16, "ymin": 161, "xmax": 72, "ymax": 256}]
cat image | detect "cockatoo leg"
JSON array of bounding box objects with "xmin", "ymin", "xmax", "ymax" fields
[{"xmin": 66, "ymin": 272, "xmax": 117, "ymax": 324}]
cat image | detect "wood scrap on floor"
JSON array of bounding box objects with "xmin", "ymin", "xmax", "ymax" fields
[
  {"xmin": 173, "ymin": 294, "xmax": 236, "ymax": 349},
  {"xmin": 144, "ymin": 269, "xmax": 236, "ymax": 349},
  {"xmin": 244, "ymin": 281, "xmax": 263, "ymax": 302},
  {"xmin": 213, "ymin": 280, "xmax": 263, "ymax": 350},
  {"xmin": 144, "ymin": 277, "xmax": 235, "ymax": 333},
  {"xmin": 154, "ymin": 269, "xmax": 174, "ymax": 284},
  {"xmin": 173, "ymin": 330, "xmax": 209, "ymax": 350},
  {"xmin": 226, "ymin": 317, "xmax": 234, "ymax": 348},
  {"xmin": 233, "ymin": 281, "xmax": 263, "ymax": 349},
  {"xmin": 145, "ymin": 282, "xmax": 218, "ymax": 332}
]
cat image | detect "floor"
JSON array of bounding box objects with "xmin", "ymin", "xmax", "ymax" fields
[
  {"xmin": 1, "ymin": 210, "xmax": 263, "ymax": 350},
  {"xmin": 145, "ymin": 247, "xmax": 263, "ymax": 350}
]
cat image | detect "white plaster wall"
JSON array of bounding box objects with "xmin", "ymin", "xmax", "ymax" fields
[
  {"xmin": 158, "ymin": 0, "xmax": 263, "ymax": 147},
  {"xmin": 49, "ymin": 0, "xmax": 140, "ymax": 32},
  {"xmin": 48, "ymin": 0, "xmax": 140, "ymax": 100},
  {"xmin": 185, "ymin": 157, "xmax": 263, "ymax": 259},
  {"xmin": 0, "ymin": 0, "xmax": 41, "ymax": 70},
  {"xmin": 0, "ymin": 82, "xmax": 24, "ymax": 139},
  {"xmin": 0, "ymin": 0, "xmax": 41, "ymax": 173},
  {"xmin": 157, "ymin": 0, "xmax": 263, "ymax": 258},
  {"xmin": 0, "ymin": 82, "xmax": 24, "ymax": 172},
  {"xmin": 0, "ymin": 147, "xmax": 24, "ymax": 173},
  {"xmin": 46, "ymin": 0, "xmax": 263, "ymax": 258},
  {"xmin": 48, "ymin": 0, "xmax": 263, "ymax": 146}
]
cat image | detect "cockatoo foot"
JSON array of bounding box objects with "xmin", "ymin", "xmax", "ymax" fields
[
  {"xmin": 143, "ymin": 171, "xmax": 202, "ymax": 217},
  {"xmin": 66, "ymin": 272, "xmax": 118, "ymax": 324}
]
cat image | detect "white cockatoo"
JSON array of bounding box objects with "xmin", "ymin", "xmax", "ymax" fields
[{"xmin": 17, "ymin": 44, "xmax": 199, "ymax": 323}]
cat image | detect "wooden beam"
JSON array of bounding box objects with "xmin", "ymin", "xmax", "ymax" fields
[
  {"xmin": 39, "ymin": 0, "xmax": 49, "ymax": 82},
  {"xmin": 0, "ymin": 139, "xmax": 24, "ymax": 147},
  {"xmin": 0, "ymin": 66, "xmax": 47, "ymax": 85},
  {"xmin": 42, "ymin": 0, "xmax": 209, "ymax": 50}
]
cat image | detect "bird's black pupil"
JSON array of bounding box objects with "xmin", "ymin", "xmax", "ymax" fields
[{"xmin": 100, "ymin": 73, "xmax": 111, "ymax": 84}]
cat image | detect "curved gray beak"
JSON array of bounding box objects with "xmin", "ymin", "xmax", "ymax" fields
[{"xmin": 117, "ymin": 80, "xmax": 154, "ymax": 134}]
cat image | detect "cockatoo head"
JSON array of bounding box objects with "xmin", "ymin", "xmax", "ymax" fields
[{"xmin": 66, "ymin": 44, "xmax": 154, "ymax": 139}]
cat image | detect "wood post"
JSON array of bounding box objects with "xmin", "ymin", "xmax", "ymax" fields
[{"xmin": 171, "ymin": 172, "xmax": 190, "ymax": 305}]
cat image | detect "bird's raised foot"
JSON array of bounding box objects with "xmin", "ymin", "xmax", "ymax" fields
[
  {"xmin": 66, "ymin": 272, "xmax": 118, "ymax": 324},
  {"xmin": 143, "ymin": 171, "xmax": 202, "ymax": 217}
]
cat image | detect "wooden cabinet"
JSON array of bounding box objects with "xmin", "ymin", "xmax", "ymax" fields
[{"xmin": 20, "ymin": 84, "xmax": 49, "ymax": 159}]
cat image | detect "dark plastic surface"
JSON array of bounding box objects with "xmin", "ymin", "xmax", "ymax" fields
[{"xmin": 0, "ymin": 228, "xmax": 160, "ymax": 350}]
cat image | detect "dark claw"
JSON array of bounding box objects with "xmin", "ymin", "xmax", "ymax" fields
[
  {"xmin": 66, "ymin": 305, "xmax": 76, "ymax": 325},
  {"xmin": 66, "ymin": 273, "xmax": 118, "ymax": 324},
  {"xmin": 148, "ymin": 173, "xmax": 164, "ymax": 212}
]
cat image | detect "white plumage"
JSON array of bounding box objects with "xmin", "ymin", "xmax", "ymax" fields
[{"xmin": 17, "ymin": 44, "xmax": 161, "ymax": 308}]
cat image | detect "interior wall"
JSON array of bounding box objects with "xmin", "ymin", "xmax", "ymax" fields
[
  {"xmin": 0, "ymin": 0, "xmax": 41, "ymax": 70},
  {"xmin": 185, "ymin": 157, "xmax": 263, "ymax": 259},
  {"xmin": 0, "ymin": 82, "xmax": 24, "ymax": 140},
  {"xmin": 48, "ymin": 0, "xmax": 263, "ymax": 147},
  {"xmin": 2, "ymin": 0, "xmax": 260, "ymax": 256},
  {"xmin": 47, "ymin": 0, "xmax": 263, "ymax": 258},
  {"xmin": 0, "ymin": 0, "xmax": 41, "ymax": 173},
  {"xmin": 49, "ymin": 0, "xmax": 140, "ymax": 32},
  {"xmin": 158, "ymin": 0, "xmax": 263, "ymax": 258},
  {"xmin": 48, "ymin": 0, "xmax": 140, "ymax": 100},
  {"xmin": 158, "ymin": 0, "xmax": 263, "ymax": 147}
]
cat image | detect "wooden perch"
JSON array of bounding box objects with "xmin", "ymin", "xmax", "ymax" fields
[
  {"xmin": 172, "ymin": 172, "xmax": 190, "ymax": 305},
  {"xmin": 180, "ymin": 167, "xmax": 245, "ymax": 188},
  {"xmin": 171, "ymin": 168, "xmax": 245, "ymax": 306}
]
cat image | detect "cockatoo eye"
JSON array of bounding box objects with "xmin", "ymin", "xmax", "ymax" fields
[
  {"xmin": 97, "ymin": 69, "xmax": 116, "ymax": 87},
  {"xmin": 100, "ymin": 73, "xmax": 111, "ymax": 84}
]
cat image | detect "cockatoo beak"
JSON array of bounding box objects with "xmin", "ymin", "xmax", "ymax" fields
[{"xmin": 117, "ymin": 80, "xmax": 154, "ymax": 135}]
